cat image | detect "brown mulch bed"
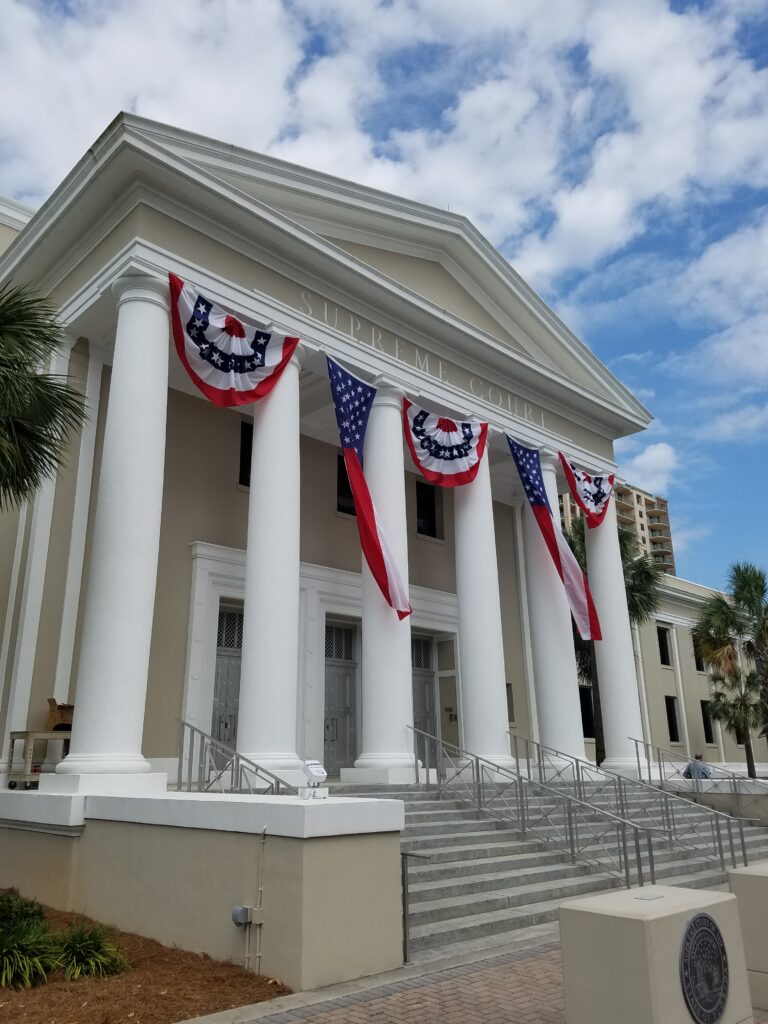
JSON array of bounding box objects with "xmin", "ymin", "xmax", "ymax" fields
[{"xmin": 0, "ymin": 905, "xmax": 290, "ymax": 1024}]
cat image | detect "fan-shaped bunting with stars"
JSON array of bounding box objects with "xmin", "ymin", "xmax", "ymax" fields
[{"xmin": 169, "ymin": 273, "xmax": 299, "ymax": 407}]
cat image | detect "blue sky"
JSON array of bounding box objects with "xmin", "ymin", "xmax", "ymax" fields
[{"xmin": 2, "ymin": 0, "xmax": 767, "ymax": 589}]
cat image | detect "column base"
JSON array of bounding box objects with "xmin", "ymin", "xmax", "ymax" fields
[
  {"xmin": 340, "ymin": 766, "xmax": 420, "ymax": 785},
  {"xmin": 600, "ymin": 757, "xmax": 641, "ymax": 779},
  {"xmin": 56, "ymin": 752, "xmax": 153, "ymax": 775},
  {"xmin": 38, "ymin": 772, "xmax": 168, "ymax": 795}
]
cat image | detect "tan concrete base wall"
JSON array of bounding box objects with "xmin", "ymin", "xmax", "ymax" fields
[
  {"xmin": 0, "ymin": 827, "xmax": 79, "ymax": 908},
  {"xmin": 688, "ymin": 791, "xmax": 768, "ymax": 826},
  {"xmin": 0, "ymin": 821, "xmax": 402, "ymax": 991}
]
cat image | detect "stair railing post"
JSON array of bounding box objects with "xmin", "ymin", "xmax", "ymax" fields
[
  {"xmin": 633, "ymin": 828, "xmax": 643, "ymax": 887},
  {"xmin": 738, "ymin": 819, "xmax": 748, "ymax": 866},
  {"xmin": 646, "ymin": 831, "xmax": 657, "ymax": 884},
  {"xmin": 620, "ymin": 822, "xmax": 630, "ymax": 888},
  {"xmin": 400, "ymin": 852, "xmax": 410, "ymax": 964},
  {"xmin": 714, "ymin": 818, "xmax": 725, "ymax": 872},
  {"xmin": 566, "ymin": 799, "xmax": 576, "ymax": 863},
  {"xmin": 177, "ymin": 720, "xmax": 185, "ymax": 792},
  {"xmin": 475, "ymin": 756, "xmax": 482, "ymax": 813},
  {"xmin": 727, "ymin": 818, "xmax": 737, "ymax": 869}
]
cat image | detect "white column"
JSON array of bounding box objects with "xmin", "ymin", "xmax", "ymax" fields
[
  {"xmin": 523, "ymin": 452, "xmax": 586, "ymax": 760},
  {"xmin": 454, "ymin": 452, "xmax": 513, "ymax": 764},
  {"xmin": 1, "ymin": 342, "xmax": 74, "ymax": 767},
  {"xmin": 52, "ymin": 275, "xmax": 169, "ymax": 790},
  {"xmin": 343, "ymin": 383, "xmax": 414, "ymax": 784},
  {"xmin": 53, "ymin": 350, "xmax": 103, "ymax": 702},
  {"xmin": 236, "ymin": 354, "xmax": 303, "ymax": 773},
  {"xmin": 585, "ymin": 498, "xmax": 645, "ymax": 773}
]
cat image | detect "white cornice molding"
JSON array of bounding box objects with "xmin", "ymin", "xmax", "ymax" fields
[
  {"xmin": 54, "ymin": 237, "xmax": 620, "ymax": 469},
  {"xmin": 0, "ymin": 196, "xmax": 35, "ymax": 232}
]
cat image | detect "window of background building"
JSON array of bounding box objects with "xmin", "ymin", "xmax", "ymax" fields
[
  {"xmin": 239, "ymin": 420, "xmax": 253, "ymax": 487},
  {"xmin": 700, "ymin": 701, "xmax": 714, "ymax": 745},
  {"xmin": 694, "ymin": 649, "xmax": 706, "ymax": 673},
  {"xmin": 336, "ymin": 454, "xmax": 355, "ymax": 515},
  {"xmin": 665, "ymin": 695, "xmax": 680, "ymax": 743},
  {"xmin": 657, "ymin": 626, "xmax": 672, "ymax": 667},
  {"xmin": 579, "ymin": 685, "xmax": 595, "ymax": 739},
  {"xmin": 416, "ymin": 480, "xmax": 444, "ymax": 539}
]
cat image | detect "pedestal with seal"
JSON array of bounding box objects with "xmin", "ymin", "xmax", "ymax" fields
[{"xmin": 560, "ymin": 885, "xmax": 753, "ymax": 1024}]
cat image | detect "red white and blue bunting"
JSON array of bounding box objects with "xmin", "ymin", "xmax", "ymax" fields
[
  {"xmin": 403, "ymin": 399, "xmax": 488, "ymax": 486},
  {"xmin": 558, "ymin": 453, "xmax": 615, "ymax": 530},
  {"xmin": 169, "ymin": 273, "xmax": 299, "ymax": 408}
]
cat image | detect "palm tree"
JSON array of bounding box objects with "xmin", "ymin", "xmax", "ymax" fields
[
  {"xmin": 707, "ymin": 669, "xmax": 762, "ymax": 779},
  {"xmin": 565, "ymin": 515, "xmax": 664, "ymax": 763},
  {"xmin": 692, "ymin": 563, "xmax": 768, "ymax": 687},
  {"xmin": 0, "ymin": 282, "xmax": 85, "ymax": 510}
]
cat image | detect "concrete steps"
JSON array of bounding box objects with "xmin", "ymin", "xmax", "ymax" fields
[{"xmin": 331, "ymin": 782, "xmax": 768, "ymax": 963}]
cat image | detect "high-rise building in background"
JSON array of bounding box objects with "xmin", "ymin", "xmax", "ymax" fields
[{"xmin": 560, "ymin": 483, "xmax": 676, "ymax": 574}]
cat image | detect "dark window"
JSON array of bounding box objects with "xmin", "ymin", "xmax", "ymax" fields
[
  {"xmin": 701, "ymin": 701, "xmax": 714, "ymax": 745},
  {"xmin": 657, "ymin": 626, "xmax": 672, "ymax": 667},
  {"xmin": 239, "ymin": 420, "xmax": 253, "ymax": 488},
  {"xmin": 694, "ymin": 649, "xmax": 706, "ymax": 673},
  {"xmin": 665, "ymin": 695, "xmax": 680, "ymax": 743},
  {"xmin": 579, "ymin": 686, "xmax": 595, "ymax": 739},
  {"xmin": 336, "ymin": 454, "xmax": 355, "ymax": 515},
  {"xmin": 416, "ymin": 481, "xmax": 443, "ymax": 539}
]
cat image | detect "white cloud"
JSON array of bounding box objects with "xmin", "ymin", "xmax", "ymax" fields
[
  {"xmin": 619, "ymin": 441, "xmax": 679, "ymax": 495},
  {"xmin": 696, "ymin": 401, "xmax": 768, "ymax": 442},
  {"xmin": 672, "ymin": 523, "xmax": 712, "ymax": 555}
]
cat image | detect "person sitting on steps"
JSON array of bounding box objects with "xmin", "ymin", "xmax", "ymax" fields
[{"xmin": 683, "ymin": 753, "xmax": 712, "ymax": 780}]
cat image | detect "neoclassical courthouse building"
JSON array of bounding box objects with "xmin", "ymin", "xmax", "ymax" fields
[{"xmin": 0, "ymin": 114, "xmax": 758, "ymax": 794}]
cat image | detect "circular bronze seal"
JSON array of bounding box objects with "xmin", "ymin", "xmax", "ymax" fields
[{"xmin": 680, "ymin": 912, "xmax": 729, "ymax": 1024}]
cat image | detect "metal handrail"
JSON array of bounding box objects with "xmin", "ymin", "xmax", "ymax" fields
[
  {"xmin": 510, "ymin": 731, "xmax": 748, "ymax": 872},
  {"xmin": 630, "ymin": 736, "xmax": 768, "ymax": 793},
  {"xmin": 177, "ymin": 720, "xmax": 298, "ymax": 796},
  {"xmin": 408, "ymin": 726, "xmax": 658, "ymax": 888}
]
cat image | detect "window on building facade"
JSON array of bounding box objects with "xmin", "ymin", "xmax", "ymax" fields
[
  {"xmin": 694, "ymin": 649, "xmax": 706, "ymax": 673},
  {"xmin": 336, "ymin": 454, "xmax": 356, "ymax": 515},
  {"xmin": 579, "ymin": 685, "xmax": 595, "ymax": 739},
  {"xmin": 700, "ymin": 701, "xmax": 715, "ymax": 745},
  {"xmin": 416, "ymin": 480, "xmax": 444, "ymax": 539},
  {"xmin": 657, "ymin": 626, "xmax": 672, "ymax": 667},
  {"xmin": 665, "ymin": 695, "xmax": 680, "ymax": 743},
  {"xmin": 239, "ymin": 420, "xmax": 253, "ymax": 488}
]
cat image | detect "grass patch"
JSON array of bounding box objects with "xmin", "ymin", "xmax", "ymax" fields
[
  {"xmin": 0, "ymin": 921, "xmax": 59, "ymax": 990},
  {"xmin": 56, "ymin": 921, "xmax": 128, "ymax": 980}
]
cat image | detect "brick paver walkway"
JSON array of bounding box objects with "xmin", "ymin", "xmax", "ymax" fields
[{"xmin": 232, "ymin": 941, "xmax": 768, "ymax": 1024}]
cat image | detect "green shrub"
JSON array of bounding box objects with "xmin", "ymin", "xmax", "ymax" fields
[
  {"xmin": 57, "ymin": 921, "xmax": 128, "ymax": 980},
  {"xmin": 0, "ymin": 888, "xmax": 44, "ymax": 929},
  {"xmin": 0, "ymin": 921, "xmax": 60, "ymax": 989}
]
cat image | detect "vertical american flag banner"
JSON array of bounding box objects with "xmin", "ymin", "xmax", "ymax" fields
[
  {"xmin": 558, "ymin": 453, "xmax": 615, "ymax": 529},
  {"xmin": 403, "ymin": 399, "xmax": 488, "ymax": 486},
  {"xmin": 508, "ymin": 438, "xmax": 601, "ymax": 641},
  {"xmin": 169, "ymin": 273, "xmax": 299, "ymax": 407},
  {"xmin": 327, "ymin": 357, "xmax": 411, "ymax": 620}
]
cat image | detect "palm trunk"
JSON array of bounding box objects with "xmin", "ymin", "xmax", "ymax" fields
[{"xmin": 745, "ymin": 734, "xmax": 757, "ymax": 779}]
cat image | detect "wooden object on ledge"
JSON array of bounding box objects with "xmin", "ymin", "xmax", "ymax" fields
[{"xmin": 46, "ymin": 698, "xmax": 74, "ymax": 731}]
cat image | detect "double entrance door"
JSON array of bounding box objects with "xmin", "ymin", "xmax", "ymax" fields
[{"xmin": 211, "ymin": 607, "xmax": 455, "ymax": 774}]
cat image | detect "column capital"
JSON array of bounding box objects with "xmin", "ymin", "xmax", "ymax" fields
[
  {"xmin": 538, "ymin": 447, "xmax": 559, "ymax": 473},
  {"xmin": 371, "ymin": 376, "xmax": 404, "ymax": 407},
  {"xmin": 110, "ymin": 274, "xmax": 169, "ymax": 311}
]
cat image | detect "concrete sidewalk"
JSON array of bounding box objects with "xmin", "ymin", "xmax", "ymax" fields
[{"xmin": 178, "ymin": 932, "xmax": 768, "ymax": 1024}]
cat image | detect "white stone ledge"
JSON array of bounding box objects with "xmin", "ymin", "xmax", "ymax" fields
[
  {"xmin": 84, "ymin": 792, "xmax": 405, "ymax": 839},
  {"xmin": 0, "ymin": 790, "xmax": 404, "ymax": 838},
  {"xmin": 0, "ymin": 792, "xmax": 86, "ymax": 828}
]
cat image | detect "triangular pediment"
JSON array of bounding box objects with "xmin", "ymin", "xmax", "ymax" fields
[{"xmin": 0, "ymin": 113, "xmax": 651, "ymax": 441}]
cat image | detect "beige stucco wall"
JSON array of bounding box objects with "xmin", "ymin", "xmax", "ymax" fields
[
  {"xmin": 0, "ymin": 820, "xmax": 402, "ymax": 991},
  {"xmin": 0, "ymin": 222, "xmax": 19, "ymax": 257},
  {"xmin": 332, "ymin": 240, "xmax": 526, "ymax": 354}
]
